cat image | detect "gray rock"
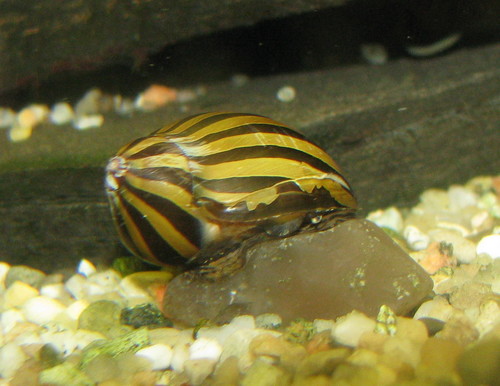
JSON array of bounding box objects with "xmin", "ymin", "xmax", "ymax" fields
[{"xmin": 162, "ymin": 219, "xmax": 432, "ymax": 325}]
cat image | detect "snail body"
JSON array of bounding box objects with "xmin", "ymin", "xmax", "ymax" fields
[{"xmin": 105, "ymin": 112, "xmax": 357, "ymax": 276}]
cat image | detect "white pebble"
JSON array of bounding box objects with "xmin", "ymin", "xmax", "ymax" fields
[
  {"xmin": 476, "ymin": 234, "xmax": 500, "ymax": 259},
  {"xmin": 0, "ymin": 309, "xmax": 26, "ymax": 334},
  {"xmin": 189, "ymin": 338, "xmax": 222, "ymax": 361},
  {"xmin": 136, "ymin": 344, "xmax": 173, "ymax": 370},
  {"xmin": 40, "ymin": 283, "xmax": 66, "ymax": 299},
  {"xmin": 198, "ymin": 315, "xmax": 256, "ymax": 345},
  {"xmin": 22, "ymin": 296, "xmax": 66, "ymax": 325},
  {"xmin": 74, "ymin": 329, "xmax": 106, "ymax": 350},
  {"xmin": 8, "ymin": 125, "xmax": 33, "ymax": 142},
  {"xmin": 276, "ymin": 86, "xmax": 296, "ymax": 102},
  {"xmin": 77, "ymin": 258, "xmax": 97, "ymax": 277},
  {"xmin": 65, "ymin": 274, "xmax": 88, "ymax": 299},
  {"xmin": 0, "ymin": 107, "xmax": 16, "ymax": 128},
  {"xmin": 367, "ymin": 207, "xmax": 404, "ymax": 233},
  {"xmin": 50, "ymin": 102, "xmax": 74, "ymax": 125},
  {"xmin": 73, "ymin": 114, "xmax": 104, "ymax": 130},
  {"xmin": 332, "ymin": 311, "xmax": 375, "ymax": 347},
  {"xmin": 448, "ymin": 185, "xmax": 478, "ymax": 211},
  {"xmin": 404, "ymin": 225, "xmax": 430, "ymax": 250},
  {"xmin": 313, "ymin": 319, "xmax": 336, "ymax": 334},
  {"xmin": 0, "ymin": 342, "xmax": 27, "ymax": 379}
]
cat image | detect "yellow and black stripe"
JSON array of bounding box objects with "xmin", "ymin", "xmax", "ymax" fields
[{"xmin": 105, "ymin": 112, "xmax": 357, "ymax": 268}]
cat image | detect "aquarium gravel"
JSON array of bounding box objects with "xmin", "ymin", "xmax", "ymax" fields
[{"xmin": 0, "ymin": 175, "xmax": 499, "ymax": 385}]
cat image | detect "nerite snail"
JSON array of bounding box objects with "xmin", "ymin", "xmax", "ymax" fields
[{"xmin": 105, "ymin": 112, "xmax": 357, "ymax": 278}]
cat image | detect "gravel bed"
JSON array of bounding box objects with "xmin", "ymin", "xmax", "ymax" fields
[{"xmin": 0, "ymin": 175, "xmax": 499, "ymax": 385}]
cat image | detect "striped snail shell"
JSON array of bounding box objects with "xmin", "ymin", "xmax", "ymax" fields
[{"xmin": 105, "ymin": 112, "xmax": 357, "ymax": 277}]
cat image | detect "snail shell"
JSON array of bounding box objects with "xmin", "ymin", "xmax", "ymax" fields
[{"xmin": 105, "ymin": 112, "xmax": 357, "ymax": 276}]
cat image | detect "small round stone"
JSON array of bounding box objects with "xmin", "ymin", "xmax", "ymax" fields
[
  {"xmin": 276, "ymin": 86, "xmax": 296, "ymax": 102},
  {"xmin": 189, "ymin": 337, "xmax": 222, "ymax": 361},
  {"xmin": 50, "ymin": 102, "xmax": 74, "ymax": 125},
  {"xmin": 135, "ymin": 344, "xmax": 173, "ymax": 370},
  {"xmin": 476, "ymin": 234, "xmax": 500, "ymax": 259},
  {"xmin": 22, "ymin": 296, "xmax": 66, "ymax": 325}
]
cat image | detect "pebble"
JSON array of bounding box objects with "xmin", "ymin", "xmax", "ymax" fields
[
  {"xmin": 135, "ymin": 84, "xmax": 178, "ymax": 111},
  {"xmin": 413, "ymin": 296, "xmax": 455, "ymax": 322},
  {"xmin": 189, "ymin": 337, "xmax": 222, "ymax": 361},
  {"xmin": 476, "ymin": 234, "xmax": 500, "ymax": 259},
  {"xmin": 256, "ymin": 313, "xmax": 282, "ymax": 329},
  {"xmin": 73, "ymin": 114, "xmax": 104, "ymax": 130},
  {"xmin": 0, "ymin": 107, "xmax": 16, "ymax": 128},
  {"xmin": 8, "ymin": 125, "xmax": 33, "ymax": 142},
  {"xmin": 332, "ymin": 311, "xmax": 376, "ymax": 347},
  {"xmin": 367, "ymin": 206, "xmax": 404, "ymax": 233},
  {"xmin": 22, "ymin": 296, "xmax": 66, "ymax": 325},
  {"xmin": 77, "ymin": 259, "xmax": 97, "ymax": 277},
  {"xmin": 5, "ymin": 265, "xmax": 45, "ymax": 288},
  {"xmin": 74, "ymin": 88, "xmax": 102, "ymax": 116},
  {"xmin": 0, "ymin": 342, "xmax": 28, "ymax": 379},
  {"xmin": 113, "ymin": 95, "xmax": 136, "ymax": 116},
  {"xmin": 429, "ymin": 229, "xmax": 477, "ymax": 264},
  {"xmin": 404, "ymin": 225, "xmax": 430, "ymax": 250},
  {"xmin": 184, "ymin": 358, "xmax": 217, "ymax": 385},
  {"xmin": 0, "ymin": 309, "xmax": 26, "ymax": 335},
  {"xmin": 135, "ymin": 343, "xmax": 173, "ymax": 370},
  {"xmin": 3, "ymin": 280, "xmax": 39, "ymax": 308},
  {"xmin": 49, "ymin": 102, "xmax": 74, "ymax": 125},
  {"xmin": 276, "ymin": 85, "xmax": 296, "ymax": 102}
]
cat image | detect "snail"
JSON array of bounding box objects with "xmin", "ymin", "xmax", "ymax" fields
[{"xmin": 105, "ymin": 112, "xmax": 357, "ymax": 278}]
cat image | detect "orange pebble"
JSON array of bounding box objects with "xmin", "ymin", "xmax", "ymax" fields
[{"xmin": 136, "ymin": 85, "xmax": 178, "ymax": 111}]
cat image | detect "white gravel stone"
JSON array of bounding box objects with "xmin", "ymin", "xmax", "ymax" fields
[
  {"xmin": 73, "ymin": 114, "xmax": 104, "ymax": 130},
  {"xmin": 64, "ymin": 274, "xmax": 88, "ymax": 299},
  {"xmin": 367, "ymin": 207, "xmax": 404, "ymax": 233},
  {"xmin": 332, "ymin": 311, "xmax": 376, "ymax": 347},
  {"xmin": 50, "ymin": 102, "xmax": 74, "ymax": 125},
  {"xmin": 22, "ymin": 296, "xmax": 66, "ymax": 325},
  {"xmin": 40, "ymin": 283, "xmax": 66, "ymax": 299},
  {"xmin": 475, "ymin": 300, "xmax": 500, "ymax": 336},
  {"xmin": 73, "ymin": 329, "xmax": 106, "ymax": 350},
  {"xmin": 0, "ymin": 309, "xmax": 26, "ymax": 334},
  {"xmin": 3, "ymin": 280, "xmax": 39, "ymax": 308},
  {"xmin": 313, "ymin": 319, "xmax": 336, "ymax": 334},
  {"xmin": 184, "ymin": 359, "xmax": 217, "ymax": 385},
  {"xmin": 189, "ymin": 337, "xmax": 222, "ymax": 361},
  {"xmin": 136, "ymin": 344, "xmax": 173, "ymax": 370},
  {"xmin": 276, "ymin": 86, "xmax": 296, "ymax": 102},
  {"xmin": 428, "ymin": 229, "xmax": 477, "ymax": 264},
  {"xmin": 448, "ymin": 185, "xmax": 478, "ymax": 211},
  {"xmin": 404, "ymin": 225, "xmax": 430, "ymax": 250},
  {"xmin": 198, "ymin": 315, "xmax": 256, "ymax": 345},
  {"xmin": 476, "ymin": 234, "xmax": 500, "ymax": 259},
  {"xmin": 0, "ymin": 342, "xmax": 27, "ymax": 379},
  {"xmin": 0, "ymin": 107, "xmax": 16, "ymax": 128},
  {"xmin": 75, "ymin": 88, "xmax": 102, "ymax": 115},
  {"xmin": 77, "ymin": 259, "xmax": 97, "ymax": 277}
]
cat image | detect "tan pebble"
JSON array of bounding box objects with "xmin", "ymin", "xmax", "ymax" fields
[
  {"xmin": 296, "ymin": 348, "xmax": 350, "ymax": 377},
  {"xmin": 241, "ymin": 359, "xmax": 291, "ymax": 386},
  {"xmin": 382, "ymin": 335, "xmax": 421, "ymax": 369},
  {"xmin": 3, "ymin": 281, "xmax": 39, "ymax": 308},
  {"xmin": 0, "ymin": 106, "xmax": 16, "ymax": 128},
  {"xmin": 148, "ymin": 327, "xmax": 182, "ymax": 346},
  {"xmin": 8, "ymin": 125, "xmax": 33, "ymax": 142},
  {"xmin": 75, "ymin": 88, "xmax": 102, "ymax": 115},
  {"xmin": 394, "ymin": 317, "xmax": 428, "ymax": 344},
  {"xmin": 49, "ymin": 102, "xmax": 74, "ymax": 125},
  {"xmin": 135, "ymin": 84, "xmax": 178, "ymax": 111},
  {"xmin": 0, "ymin": 341, "xmax": 28, "ymax": 378},
  {"xmin": 332, "ymin": 311, "xmax": 376, "ymax": 347},
  {"xmin": 211, "ymin": 356, "xmax": 241, "ymax": 385},
  {"xmin": 357, "ymin": 330, "xmax": 389, "ymax": 353},
  {"xmin": 449, "ymin": 281, "xmax": 492, "ymax": 310},
  {"xmin": 183, "ymin": 358, "xmax": 217, "ymax": 385},
  {"xmin": 413, "ymin": 296, "xmax": 454, "ymax": 322},
  {"xmin": 73, "ymin": 114, "xmax": 104, "ymax": 130},
  {"xmin": 457, "ymin": 337, "xmax": 500, "ymax": 386},
  {"xmin": 429, "ymin": 229, "xmax": 477, "ymax": 264},
  {"xmin": 475, "ymin": 300, "xmax": 500, "ymax": 337},
  {"xmin": 17, "ymin": 104, "xmax": 49, "ymax": 127},
  {"xmin": 292, "ymin": 374, "xmax": 331, "ymax": 386},
  {"xmin": 415, "ymin": 337, "xmax": 463, "ymax": 382},
  {"xmin": 83, "ymin": 354, "xmax": 120, "ymax": 383},
  {"xmin": 436, "ymin": 315, "xmax": 479, "ymax": 347}
]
